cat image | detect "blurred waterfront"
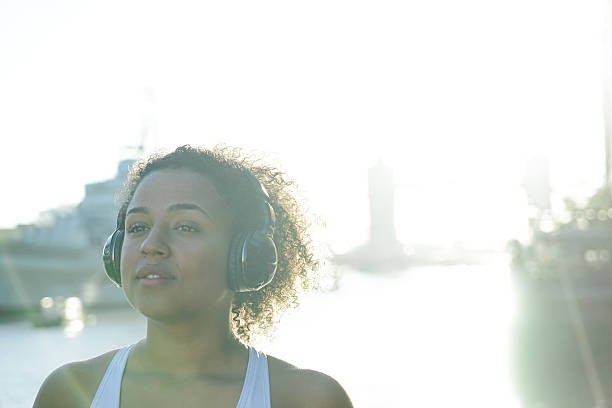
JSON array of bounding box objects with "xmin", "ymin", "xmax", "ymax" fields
[
  {"xmin": 3, "ymin": 258, "xmax": 518, "ymax": 408},
  {"xmin": 0, "ymin": 2, "xmax": 608, "ymax": 406}
]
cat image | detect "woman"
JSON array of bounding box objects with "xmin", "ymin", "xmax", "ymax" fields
[{"xmin": 34, "ymin": 145, "xmax": 353, "ymax": 408}]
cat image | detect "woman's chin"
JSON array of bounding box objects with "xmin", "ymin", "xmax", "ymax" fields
[{"xmin": 132, "ymin": 299, "xmax": 181, "ymax": 321}]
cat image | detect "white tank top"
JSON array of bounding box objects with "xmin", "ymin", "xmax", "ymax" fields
[{"xmin": 90, "ymin": 344, "xmax": 271, "ymax": 408}]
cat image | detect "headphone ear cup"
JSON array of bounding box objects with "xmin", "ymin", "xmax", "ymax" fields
[
  {"xmin": 228, "ymin": 231, "xmax": 277, "ymax": 292},
  {"xmin": 102, "ymin": 229, "xmax": 124, "ymax": 287},
  {"xmin": 243, "ymin": 232, "xmax": 278, "ymax": 290},
  {"xmin": 227, "ymin": 232, "xmax": 251, "ymax": 292},
  {"xmin": 228, "ymin": 231, "xmax": 278, "ymax": 293}
]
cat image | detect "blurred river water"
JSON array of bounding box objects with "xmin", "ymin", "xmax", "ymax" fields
[{"xmin": 2, "ymin": 256, "xmax": 519, "ymax": 408}]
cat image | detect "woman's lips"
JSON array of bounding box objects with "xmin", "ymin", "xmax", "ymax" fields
[
  {"xmin": 136, "ymin": 264, "xmax": 176, "ymax": 280},
  {"xmin": 136, "ymin": 265, "xmax": 176, "ymax": 287},
  {"xmin": 137, "ymin": 276, "xmax": 176, "ymax": 286}
]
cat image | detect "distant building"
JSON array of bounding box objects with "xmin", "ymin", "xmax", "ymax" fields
[
  {"xmin": 334, "ymin": 160, "xmax": 409, "ymax": 272},
  {"xmin": 369, "ymin": 159, "xmax": 398, "ymax": 247},
  {"xmin": 16, "ymin": 160, "xmax": 133, "ymax": 248},
  {"xmin": 522, "ymin": 154, "xmax": 551, "ymax": 212},
  {"xmin": 0, "ymin": 160, "xmax": 135, "ymax": 312},
  {"xmin": 77, "ymin": 159, "xmax": 134, "ymax": 246}
]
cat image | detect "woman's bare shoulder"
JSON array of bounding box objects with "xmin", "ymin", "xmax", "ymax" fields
[
  {"xmin": 33, "ymin": 348, "xmax": 121, "ymax": 408},
  {"xmin": 267, "ymin": 355, "xmax": 353, "ymax": 408}
]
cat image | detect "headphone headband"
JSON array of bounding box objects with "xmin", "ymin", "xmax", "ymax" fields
[{"xmin": 244, "ymin": 171, "xmax": 275, "ymax": 237}]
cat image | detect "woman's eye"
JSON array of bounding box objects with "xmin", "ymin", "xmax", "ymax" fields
[
  {"xmin": 127, "ymin": 223, "xmax": 148, "ymax": 234},
  {"xmin": 176, "ymin": 224, "xmax": 199, "ymax": 233}
]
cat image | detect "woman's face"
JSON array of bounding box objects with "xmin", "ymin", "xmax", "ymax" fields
[{"xmin": 120, "ymin": 168, "xmax": 234, "ymax": 321}]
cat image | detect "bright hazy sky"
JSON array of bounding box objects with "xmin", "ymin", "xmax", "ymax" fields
[{"xmin": 0, "ymin": 0, "xmax": 607, "ymax": 251}]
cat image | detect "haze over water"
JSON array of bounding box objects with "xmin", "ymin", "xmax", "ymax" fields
[{"xmin": 3, "ymin": 258, "xmax": 518, "ymax": 408}]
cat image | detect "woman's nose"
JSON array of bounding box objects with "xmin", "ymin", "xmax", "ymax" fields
[{"xmin": 139, "ymin": 227, "xmax": 170, "ymax": 257}]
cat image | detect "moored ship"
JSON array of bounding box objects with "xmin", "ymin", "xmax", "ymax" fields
[{"xmin": 0, "ymin": 160, "xmax": 135, "ymax": 321}]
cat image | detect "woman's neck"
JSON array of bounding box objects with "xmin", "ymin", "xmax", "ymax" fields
[{"xmin": 133, "ymin": 310, "xmax": 246, "ymax": 378}]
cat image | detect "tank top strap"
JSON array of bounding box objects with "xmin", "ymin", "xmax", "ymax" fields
[
  {"xmin": 90, "ymin": 343, "xmax": 137, "ymax": 408},
  {"xmin": 90, "ymin": 344, "xmax": 270, "ymax": 408},
  {"xmin": 235, "ymin": 347, "xmax": 271, "ymax": 408}
]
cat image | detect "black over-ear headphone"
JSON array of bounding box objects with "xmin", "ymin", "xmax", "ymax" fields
[{"xmin": 102, "ymin": 170, "xmax": 278, "ymax": 292}]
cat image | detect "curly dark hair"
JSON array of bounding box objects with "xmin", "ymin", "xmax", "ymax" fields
[{"xmin": 116, "ymin": 145, "xmax": 322, "ymax": 344}]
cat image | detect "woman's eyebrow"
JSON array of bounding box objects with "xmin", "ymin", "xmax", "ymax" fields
[
  {"xmin": 167, "ymin": 203, "xmax": 213, "ymax": 221},
  {"xmin": 125, "ymin": 204, "xmax": 213, "ymax": 222},
  {"xmin": 126, "ymin": 207, "xmax": 148, "ymax": 216}
]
